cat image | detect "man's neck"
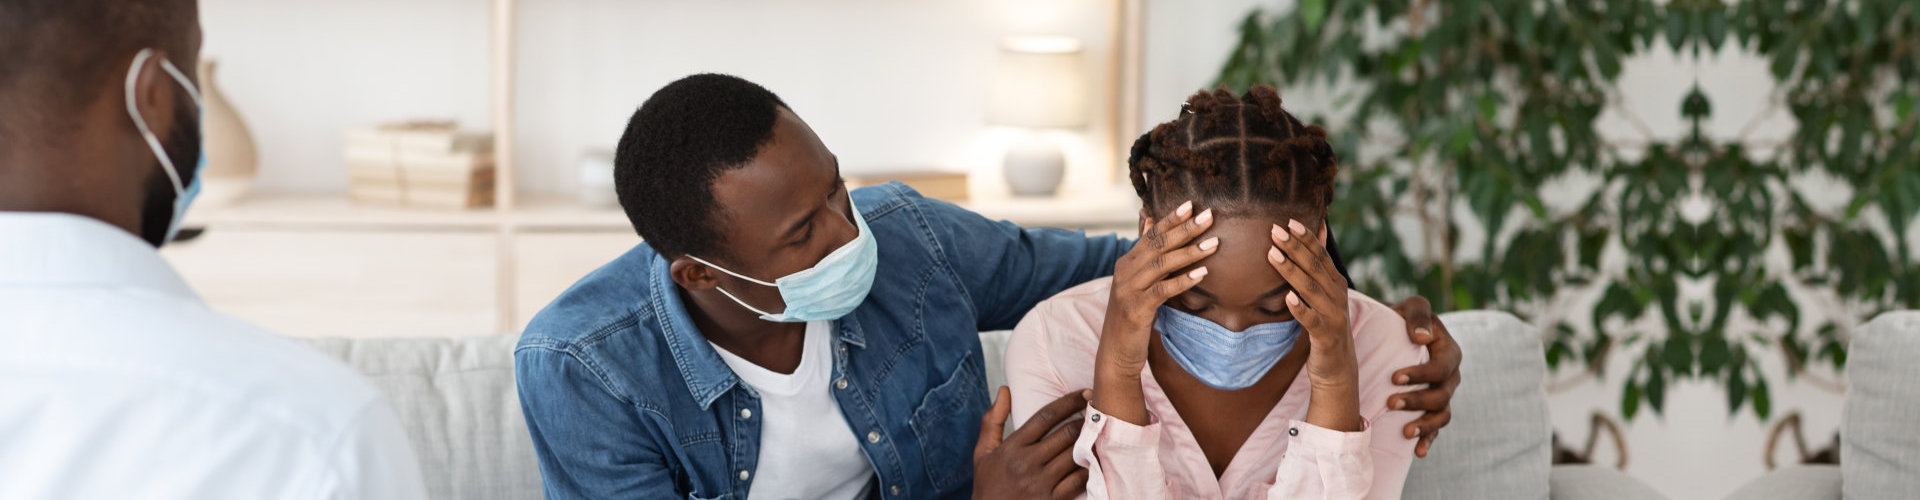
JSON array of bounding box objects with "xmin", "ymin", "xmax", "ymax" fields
[
  {"xmin": 0, "ymin": 143, "xmax": 147, "ymax": 238},
  {"xmin": 679, "ymin": 286, "xmax": 809, "ymax": 374}
]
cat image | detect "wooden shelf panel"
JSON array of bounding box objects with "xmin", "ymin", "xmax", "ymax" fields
[{"xmin": 186, "ymin": 187, "xmax": 1141, "ymax": 233}]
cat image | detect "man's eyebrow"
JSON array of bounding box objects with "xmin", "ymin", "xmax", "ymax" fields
[{"xmin": 780, "ymin": 157, "xmax": 843, "ymax": 242}]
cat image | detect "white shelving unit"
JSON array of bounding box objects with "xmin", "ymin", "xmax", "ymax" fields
[{"xmin": 184, "ymin": 0, "xmax": 1149, "ymax": 334}]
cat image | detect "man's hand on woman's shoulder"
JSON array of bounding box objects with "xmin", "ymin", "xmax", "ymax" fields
[{"xmin": 1388, "ymin": 296, "xmax": 1463, "ymax": 458}]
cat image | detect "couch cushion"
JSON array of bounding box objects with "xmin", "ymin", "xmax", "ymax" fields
[
  {"xmin": 1843, "ymin": 311, "xmax": 1920, "ymax": 498},
  {"xmin": 1547, "ymin": 465, "xmax": 1667, "ymax": 500},
  {"xmin": 300, "ymin": 334, "xmax": 540, "ymax": 500},
  {"xmin": 1403, "ymin": 311, "xmax": 1553, "ymax": 500},
  {"xmin": 982, "ymin": 330, "xmax": 1013, "ymax": 394},
  {"xmin": 1724, "ymin": 465, "xmax": 1840, "ymax": 500}
]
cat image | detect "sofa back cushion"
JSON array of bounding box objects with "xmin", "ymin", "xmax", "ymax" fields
[
  {"xmin": 1843, "ymin": 311, "xmax": 1920, "ymax": 498},
  {"xmin": 1402, "ymin": 311, "xmax": 1552, "ymax": 500},
  {"xmin": 300, "ymin": 334, "xmax": 540, "ymax": 500}
]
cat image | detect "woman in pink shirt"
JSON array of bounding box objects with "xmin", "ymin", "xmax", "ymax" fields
[{"xmin": 1005, "ymin": 86, "xmax": 1426, "ymax": 499}]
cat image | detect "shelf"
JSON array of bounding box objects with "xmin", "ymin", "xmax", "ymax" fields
[{"xmin": 184, "ymin": 187, "xmax": 1141, "ymax": 234}]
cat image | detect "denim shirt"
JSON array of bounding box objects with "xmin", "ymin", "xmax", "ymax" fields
[{"xmin": 515, "ymin": 183, "xmax": 1128, "ymax": 499}]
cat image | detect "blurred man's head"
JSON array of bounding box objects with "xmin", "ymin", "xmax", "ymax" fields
[{"xmin": 0, "ymin": 0, "xmax": 202, "ymax": 246}]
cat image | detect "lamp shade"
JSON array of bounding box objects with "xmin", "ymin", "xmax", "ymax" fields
[{"xmin": 987, "ymin": 36, "xmax": 1089, "ymax": 129}]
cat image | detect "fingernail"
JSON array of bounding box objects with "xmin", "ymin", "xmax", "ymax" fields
[
  {"xmin": 1410, "ymin": 426, "xmax": 1421, "ymax": 437},
  {"xmin": 1415, "ymin": 328, "xmax": 1433, "ymax": 340},
  {"xmin": 1393, "ymin": 399, "xmax": 1406, "ymax": 410},
  {"xmin": 1286, "ymin": 291, "xmax": 1300, "ymax": 306},
  {"xmin": 1195, "ymin": 208, "xmax": 1213, "ymax": 225},
  {"xmin": 1270, "ymin": 247, "xmax": 1285, "ymax": 263},
  {"xmin": 1082, "ymin": 389, "xmax": 1093, "ymax": 399},
  {"xmin": 1199, "ymin": 237, "xmax": 1219, "ymax": 251},
  {"xmin": 1188, "ymin": 267, "xmax": 1209, "ymax": 279},
  {"xmin": 1177, "ymin": 201, "xmax": 1193, "ymax": 217},
  {"xmin": 1395, "ymin": 374, "xmax": 1410, "ymax": 384},
  {"xmin": 1273, "ymin": 224, "xmax": 1290, "ymax": 242},
  {"xmin": 1289, "ymin": 219, "xmax": 1307, "ymax": 235}
]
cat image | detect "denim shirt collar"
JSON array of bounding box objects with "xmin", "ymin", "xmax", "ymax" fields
[{"xmin": 645, "ymin": 254, "xmax": 868, "ymax": 410}]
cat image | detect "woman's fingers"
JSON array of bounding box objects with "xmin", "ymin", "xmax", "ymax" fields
[
  {"xmin": 1147, "ymin": 236, "xmax": 1218, "ymax": 280},
  {"xmin": 1147, "ymin": 266, "xmax": 1209, "ymax": 302},
  {"xmin": 1142, "ymin": 201, "xmax": 1194, "ymax": 242},
  {"xmin": 1148, "ymin": 207, "xmax": 1214, "ymax": 255},
  {"xmin": 1271, "ymin": 221, "xmax": 1345, "ymax": 294},
  {"xmin": 1267, "ymin": 245, "xmax": 1339, "ymax": 312}
]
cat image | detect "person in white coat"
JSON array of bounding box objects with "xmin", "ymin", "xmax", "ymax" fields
[{"xmin": 0, "ymin": 1, "xmax": 428, "ymax": 498}]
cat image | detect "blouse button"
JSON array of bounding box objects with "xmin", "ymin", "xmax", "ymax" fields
[
  {"xmin": 1090, "ymin": 413, "xmax": 1102, "ymax": 423},
  {"xmin": 1288, "ymin": 427, "xmax": 1299, "ymax": 436}
]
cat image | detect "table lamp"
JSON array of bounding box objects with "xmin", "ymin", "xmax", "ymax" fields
[{"xmin": 988, "ymin": 36, "xmax": 1088, "ymax": 198}]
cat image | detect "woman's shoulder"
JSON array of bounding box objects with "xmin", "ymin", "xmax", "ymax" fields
[
  {"xmin": 1009, "ymin": 277, "xmax": 1114, "ymax": 358},
  {"xmin": 1345, "ymin": 290, "xmax": 1426, "ymax": 361},
  {"xmin": 1344, "ymin": 290, "xmax": 1430, "ymax": 409}
]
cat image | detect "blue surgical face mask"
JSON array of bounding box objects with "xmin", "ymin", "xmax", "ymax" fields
[
  {"xmin": 1154, "ymin": 305, "xmax": 1304, "ymax": 391},
  {"xmin": 689, "ymin": 198, "xmax": 879, "ymax": 323},
  {"xmin": 124, "ymin": 48, "xmax": 205, "ymax": 245}
]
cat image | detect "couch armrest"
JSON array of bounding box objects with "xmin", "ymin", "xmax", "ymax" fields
[{"xmin": 1548, "ymin": 465, "xmax": 1667, "ymax": 500}]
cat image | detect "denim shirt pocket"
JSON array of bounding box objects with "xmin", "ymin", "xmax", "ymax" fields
[{"xmin": 907, "ymin": 351, "xmax": 987, "ymax": 492}]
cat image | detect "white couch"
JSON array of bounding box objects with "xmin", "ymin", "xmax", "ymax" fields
[{"xmin": 300, "ymin": 311, "xmax": 1664, "ymax": 499}]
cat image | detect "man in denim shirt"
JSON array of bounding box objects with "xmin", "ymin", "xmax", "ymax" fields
[{"xmin": 516, "ymin": 74, "xmax": 1463, "ymax": 499}]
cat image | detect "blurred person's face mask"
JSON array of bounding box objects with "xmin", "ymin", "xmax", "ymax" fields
[
  {"xmin": 1154, "ymin": 305, "xmax": 1304, "ymax": 390},
  {"xmin": 687, "ymin": 198, "xmax": 880, "ymax": 323},
  {"xmin": 125, "ymin": 48, "xmax": 205, "ymax": 246}
]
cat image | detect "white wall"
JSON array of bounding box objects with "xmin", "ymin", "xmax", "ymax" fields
[
  {"xmin": 1140, "ymin": 3, "xmax": 1834, "ymax": 500},
  {"xmin": 202, "ymin": 0, "xmax": 1122, "ymax": 198}
]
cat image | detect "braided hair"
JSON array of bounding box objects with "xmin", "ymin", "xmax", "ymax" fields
[{"xmin": 1130, "ymin": 85, "xmax": 1352, "ymax": 282}]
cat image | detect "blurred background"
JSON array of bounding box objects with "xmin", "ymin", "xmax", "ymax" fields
[{"xmin": 161, "ymin": 1, "xmax": 1917, "ymax": 498}]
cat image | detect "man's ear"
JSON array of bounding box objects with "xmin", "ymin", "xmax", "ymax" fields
[
  {"xmin": 668, "ymin": 257, "xmax": 720, "ymax": 291},
  {"xmin": 129, "ymin": 52, "xmax": 180, "ymax": 146}
]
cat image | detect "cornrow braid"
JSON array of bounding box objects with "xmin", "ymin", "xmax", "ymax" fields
[{"xmin": 1128, "ymin": 86, "xmax": 1339, "ymax": 221}]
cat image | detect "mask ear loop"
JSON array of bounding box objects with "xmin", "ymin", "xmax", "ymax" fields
[
  {"xmin": 684, "ymin": 255, "xmax": 784, "ymax": 319},
  {"xmin": 124, "ymin": 48, "xmax": 203, "ymax": 196}
]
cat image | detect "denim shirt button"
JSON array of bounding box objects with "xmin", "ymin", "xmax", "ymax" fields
[
  {"xmin": 836, "ymin": 378, "xmax": 849, "ymax": 390},
  {"xmin": 738, "ymin": 470, "xmax": 750, "ymax": 481},
  {"xmin": 739, "ymin": 408, "xmax": 751, "ymax": 419},
  {"xmin": 867, "ymin": 430, "xmax": 881, "ymax": 443},
  {"xmin": 890, "ymin": 485, "xmax": 901, "ymax": 495}
]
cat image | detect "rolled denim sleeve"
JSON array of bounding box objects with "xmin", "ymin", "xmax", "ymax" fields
[
  {"xmin": 917, "ymin": 197, "xmax": 1132, "ymax": 330},
  {"xmin": 515, "ymin": 346, "xmax": 683, "ymax": 499}
]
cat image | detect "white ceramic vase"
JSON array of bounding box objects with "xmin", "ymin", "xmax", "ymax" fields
[
  {"xmin": 197, "ymin": 59, "xmax": 258, "ymax": 207},
  {"xmin": 1002, "ymin": 136, "xmax": 1065, "ymax": 198}
]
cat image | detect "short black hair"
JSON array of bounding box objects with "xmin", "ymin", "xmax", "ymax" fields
[
  {"xmin": 0, "ymin": 0, "xmax": 196, "ymax": 140},
  {"xmin": 614, "ymin": 73, "xmax": 789, "ymax": 259}
]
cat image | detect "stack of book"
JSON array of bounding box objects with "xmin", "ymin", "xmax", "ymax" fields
[
  {"xmin": 846, "ymin": 169, "xmax": 969, "ymax": 202},
  {"xmin": 345, "ymin": 122, "xmax": 495, "ymax": 209}
]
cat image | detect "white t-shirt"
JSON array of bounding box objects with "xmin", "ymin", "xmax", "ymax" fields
[
  {"xmin": 0, "ymin": 213, "xmax": 427, "ymax": 500},
  {"xmin": 711, "ymin": 321, "xmax": 875, "ymax": 500}
]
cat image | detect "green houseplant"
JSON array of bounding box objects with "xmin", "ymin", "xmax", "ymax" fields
[{"xmin": 1215, "ymin": 0, "xmax": 1919, "ymax": 420}]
